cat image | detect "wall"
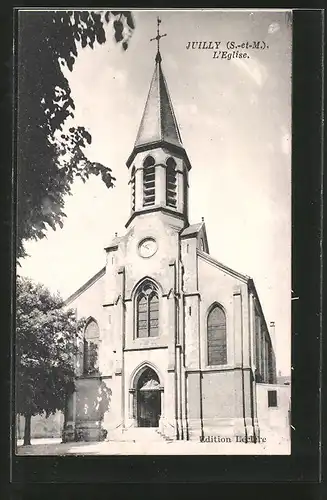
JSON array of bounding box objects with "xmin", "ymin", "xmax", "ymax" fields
[
  {"xmin": 253, "ymin": 299, "xmax": 276, "ymax": 384},
  {"xmin": 67, "ymin": 272, "xmax": 110, "ymax": 377},
  {"xmin": 123, "ymin": 211, "xmax": 183, "ymax": 299},
  {"xmin": 183, "ymin": 244, "xmax": 257, "ymax": 438},
  {"xmin": 63, "ymin": 207, "xmax": 278, "ymax": 443},
  {"xmin": 201, "ymin": 370, "xmax": 239, "ymax": 420},
  {"xmin": 68, "ymin": 272, "xmax": 105, "ymax": 324},
  {"xmin": 63, "ymin": 208, "xmax": 186, "ymax": 439},
  {"xmin": 105, "ymin": 210, "xmax": 185, "ymax": 432},
  {"xmin": 256, "ymin": 383, "xmax": 291, "ymax": 439},
  {"xmin": 197, "ymin": 252, "xmax": 244, "ymax": 369}
]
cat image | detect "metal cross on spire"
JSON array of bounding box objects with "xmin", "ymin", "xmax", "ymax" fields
[{"xmin": 150, "ymin": 17, "xmax": 167, "ymax": 63}]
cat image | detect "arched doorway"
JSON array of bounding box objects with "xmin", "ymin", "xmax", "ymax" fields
[{"xmin": 136, "ymin": 367, "xmax": 162, "ymax": 428}]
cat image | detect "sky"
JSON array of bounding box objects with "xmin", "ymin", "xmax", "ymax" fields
[{"xmin": 18, "ymin": 9, "xmax": 292, "ymax": 375}]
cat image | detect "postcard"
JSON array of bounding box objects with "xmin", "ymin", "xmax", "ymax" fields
[{"xmin": 15, "ymin": 8, "xmax": 292, "ymax": 456}]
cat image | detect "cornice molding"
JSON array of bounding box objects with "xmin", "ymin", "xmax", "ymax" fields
[
  {"xmin": 126, "ymin": 140, "xmax": 192, "ymax": 171},
  {"xmin": 125, "ymin": 204, "xmax": 187, "ymax": 228}
]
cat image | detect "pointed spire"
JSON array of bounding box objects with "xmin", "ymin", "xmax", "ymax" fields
[
  {"xmin": 126, "ymin": 18, "xmax": 191, "ymax": 171},
  {"xmin": 134, "ymin": 17, "xmax": 183, "ymax": 150},
  {"xmin": 155, "ymin": 50, "xmax": 162, "ymax": 64},
  {"xmin": 134, "ymin": 60, "xmax": 183, "ymax": 149}
]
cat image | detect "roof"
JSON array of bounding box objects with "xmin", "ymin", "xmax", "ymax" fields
[
  {"xmin": 277, "ymin": 375, "xmax": 291, "ymax": 386},
  {"xmin": 180, "ymin": 221, "xmax": 210, "ymax": 253},
  {"xmin": 104, "ymin": 235, "xmax": 122, "ymax": 251},
  {"xmin": 197, "ymin": 250, "xmax": 274, "ymax": 351},
  {"xmin": 64, "ymin": 267, "xmax": 105, "ymax": 306},
  {"xmin": 197, "ymin": 250, "xmax": 251, "ymax": 283},
  {"xmin": 180, "ymin": 222, "xmax": 204, "ymax": 238},
  {"xmin": 134, "ymin": 57, "xmax": 184, "ymax": 150}
]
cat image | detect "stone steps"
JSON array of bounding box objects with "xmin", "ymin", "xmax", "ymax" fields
[
  {"xmin": 112, "ymin": 427, "xmax": 166, "ymax": 443},
  {"xmin": 156, "ymin": 429, "xmax": 175, "ymax": 443}
]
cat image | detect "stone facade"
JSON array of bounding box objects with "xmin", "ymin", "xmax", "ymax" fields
[{"xmin": 62, "ymin": 48, "xmax": 280, "ymax": 444}]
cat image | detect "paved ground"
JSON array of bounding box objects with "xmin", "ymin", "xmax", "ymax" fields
[{"xmin": 16, "ymin": 437, "xmax": 290, "ymax": 456}]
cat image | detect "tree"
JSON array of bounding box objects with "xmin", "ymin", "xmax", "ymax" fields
[
  {"xmin": 17, "ymin": 10, "xmax": 135, "ymax": 260},
  {"xmin": 16, "ymin": 276, "xmax": 85, "ymax": 445}
]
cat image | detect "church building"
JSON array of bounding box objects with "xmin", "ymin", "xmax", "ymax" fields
[{"xmin": 62, "ymin": 37, "xmax": 278, "ymax": 444}]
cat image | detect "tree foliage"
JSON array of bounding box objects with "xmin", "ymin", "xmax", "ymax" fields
[
  {"xmin": 16, "ymin": 276, "xmax": 84, "ymax": 443},
  {"xmin": 17, "ymin": 10, "xmax": 135, "ymax": 260}
]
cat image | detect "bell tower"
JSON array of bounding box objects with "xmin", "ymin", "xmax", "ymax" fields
[{"xmin": 125, "ymin": 18, "xmax": 191, "ymax": 229}]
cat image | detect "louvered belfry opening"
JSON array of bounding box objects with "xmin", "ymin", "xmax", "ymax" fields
[
  {"xmin": 126, "ymin": 43, "xmax": 192, "ymax": 224},
  {"xmin": 131, "ymin": 166, "xmax": 136, "ymax": 211},
  {"xmin": 143, "ymin": 156, "xmax": 156, "ymax": 207},
  {"xmin": 166, "ymin": 157, "xmax": 177, "ymax": 208}
]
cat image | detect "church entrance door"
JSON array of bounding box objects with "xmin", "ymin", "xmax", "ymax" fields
[{"xmin": 136, "ymin": 368, "xmax": 161, "ymax": 428}]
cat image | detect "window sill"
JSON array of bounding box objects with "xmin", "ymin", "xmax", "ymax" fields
[
  {"xmin": 205, "ymin": 364, "xmax": 231, "ymax": 371},
  {"xmin": 125, "ymin": 337, "xmax": 168, "ymax": 351},
  {"xmin": 187, "ymin": 365, "xmax": 235, "ymax": 373}
]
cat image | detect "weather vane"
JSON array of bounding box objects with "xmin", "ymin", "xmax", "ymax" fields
[{"xmin": 150, "ymin": 17, "xmax": 167, "ymax": 62}]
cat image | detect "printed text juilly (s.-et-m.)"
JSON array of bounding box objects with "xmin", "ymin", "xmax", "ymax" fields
[{"xmin": 185, "ymin": 40, "xmax": 270, "ymax": 60}]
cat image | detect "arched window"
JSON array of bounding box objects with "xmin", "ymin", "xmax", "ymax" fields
[
  {"xmin": 207, "ymin": 305, "xmax": 227, "ymax": 366},
  {"xmin": 143, "ymin": 156, "xmax": 155, "ymax": 207},
  {"xmin": 84, "ymin": 319, "xmax": 100, "ymax": 375},
  {"xmin": 166, "ymin": 157, "xmax": 177, "ymax": 208},
  {"xmin": 131, "ymin": 166, "xmax": 136, "ymax": 211},
  {"xmin": 136, "ymin": 281, "xmax": 159, "ymax": 338}
]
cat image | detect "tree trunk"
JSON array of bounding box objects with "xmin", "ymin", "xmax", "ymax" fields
[
  {"xmin": 23, "ymin": 413, "xmax": 32, "ymax": 445},
  {"xmin": 16, "ymin": 414, "xmax": 21, "ymax": 440}
]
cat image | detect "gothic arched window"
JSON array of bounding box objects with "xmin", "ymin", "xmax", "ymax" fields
[
  {"xmin": 131, "ymin": 166, "xmax": 136, "ymax": 211},
  {"xmin": 84, "ymin": 319, "xmax": 100, "ymax": 375},
  {"xmin": 143, "ymin": 156, "xmax": 156, "ymax": 207},
  {"xmin": 207, "ymin": 305, "xmax": 227, "ymax": 366},
  {"xmin": 136, "ymin": 281, "xmax": 159, "ymax": 338},
  {"xmin": 166, "ymin": 157, "xmax": 177, "ymax": 208}
]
